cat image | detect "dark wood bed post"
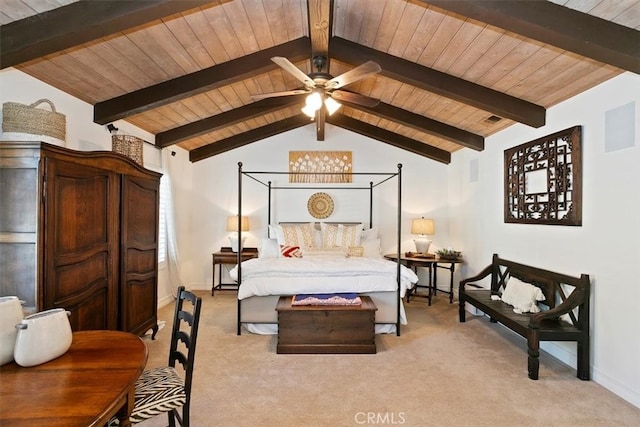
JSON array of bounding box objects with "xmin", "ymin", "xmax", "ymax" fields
[
  {"xmin": 237, "ymin": 162, "xmax": 243, "ymax": 335},
  {"xmin": 396, "ymin": 163, "xmax": 403, "ymax": 336}
]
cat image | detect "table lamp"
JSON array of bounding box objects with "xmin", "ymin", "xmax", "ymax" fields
[
  {"xmin": 226, "ymin": 216, "xmax": 249, "ymax": 252},
  {"xmin": 411, "ymin": 217, "xmax": 434, "ymax": 255}
]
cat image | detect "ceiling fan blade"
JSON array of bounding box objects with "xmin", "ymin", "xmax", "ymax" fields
[
  {"xmin": 251, "ymin": 89, "xmax": 308, "ymax": 101},
  {"xmin": 325, "ymin": 61, "xmax": 381, "ymax": 89},
  {"xmin": 271, "ymin": 57, "xmax": 316, "ymax": 88},
  {"xmin": 330, "ymin": 90, "xmax": 380, "ymax": 108}
]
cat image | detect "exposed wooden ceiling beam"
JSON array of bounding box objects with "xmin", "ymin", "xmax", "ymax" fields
[
  {"xmin": 189, "ymin": 115, "xmax": 311, "ymax": 162},
  {"xmin": 327, "ymin": 114, "xmax": 451, "ymax": 164},
  {"xmin": 156, "ymin": 96, "xmax": 306, "ymax": 148},
  {"xmin": 345, "ymin": 99, "xmax": 484, "ymax": 151},
  {"xmin": 1, "ymin": 0, "xmax": 211, "ymax": 69},
  {"xmin": 94, "ymin": 37, "xmax": 310, "ymax": 124},
  {"xmin": 308, "ymin": 0, "xmax": 333, "ymax": 66},
  {"xmin": 308, "ymin": 0, "xmax": 333, "ymax": 140},
  {"xmin": 330, "ymin": 37, "xmax": 546, "ymax": 128},
  {"xmin": 424, "ymin": 0, "xmax": 640, "ymax": 74}
]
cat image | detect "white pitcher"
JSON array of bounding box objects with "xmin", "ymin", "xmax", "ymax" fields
[{"xmin": 0, "ymin": 296, "xmax": 23, "ymax": 365}]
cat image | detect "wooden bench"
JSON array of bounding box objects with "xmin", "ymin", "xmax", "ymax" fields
[{"xmin": 459, "ymin": 254, "xmax": 591, "ymax": 380}]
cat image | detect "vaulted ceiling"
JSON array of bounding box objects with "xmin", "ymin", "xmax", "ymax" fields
[{"xmin": 2, "ymin": 0, "xmax": 638, "ymax": 163}]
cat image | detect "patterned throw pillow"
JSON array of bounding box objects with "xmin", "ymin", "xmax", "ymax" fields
[
  {"xmin": 321, "ymin": 223, "xmax": 363, "ymax": 248},
  {"xmin": 347, "ymin": 246, "xmax": 364, "ymax": 257},
  {"xmin": 280, "ymin": 223, "xmax": 316, "ymax": 248},
  {"xmin": 280, "ymin": 245, "xmax": 302, "ymax": 258}
]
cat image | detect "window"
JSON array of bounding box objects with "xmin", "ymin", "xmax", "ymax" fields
[{"xmin": 157, "ymin": 175, "xmax": 168, "ymax": 264}]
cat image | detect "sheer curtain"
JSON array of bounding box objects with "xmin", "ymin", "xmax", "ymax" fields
[{"xmin": 162, "ymin": 149, "xmax": 184, "ymax": 298}]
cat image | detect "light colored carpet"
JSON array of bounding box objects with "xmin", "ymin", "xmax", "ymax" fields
[{"xmin": 137, "ymin": 291, "xmax": 639, "ymax": 427}]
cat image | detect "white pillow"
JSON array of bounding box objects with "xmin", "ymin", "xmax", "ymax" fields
[
  {"xmin": 501, "ymin": 277, "xmax": 545, "ymax": 314},
  {"xmin": 321, "ymin": 223, "xmax": 363, "ymax": 248},
  {"xmin": 268, "ymin": 224, "xmax": 285, "ymax": 245},
  {"xmin": 362, "ymin": 238, "xmax": 382, "ymax": 258},
  {"xmin": 259, "ymin": 238, "xmax": 281, "ymax": 259},
  {"xmin": 361, "ymin": 227, "xmax": 379, "ymax": 241}
]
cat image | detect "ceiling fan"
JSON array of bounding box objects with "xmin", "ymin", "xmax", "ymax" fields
[{"xmin": 252, "ymin": 55, "xmax": 382, "ymax": 118}]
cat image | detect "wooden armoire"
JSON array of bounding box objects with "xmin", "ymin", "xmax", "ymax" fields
[{"xmin": 0, "ymin": 142, "xmax": 161, "ymax": 336}]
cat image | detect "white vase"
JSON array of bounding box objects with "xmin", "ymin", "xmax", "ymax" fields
[
  {"xmin": 0, "ymin": 296, "xmax": 23, "ymax": 366},
  {"xmin": 229, "ymin": 235, "xmax": 247, "ymax": 253},
  {"xmin": 413, "ymin": 238, "xmax": 432, "ymax": 254},
  {"xmin": 14, "ymin": 308, "xmax": 73, "ymax": 367}
]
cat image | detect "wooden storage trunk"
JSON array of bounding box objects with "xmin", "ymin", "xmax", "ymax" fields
[{"xmin": 275, "ymin": 295, "xmax": 377, "ymax": 354}]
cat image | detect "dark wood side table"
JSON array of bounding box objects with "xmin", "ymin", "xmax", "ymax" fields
[
  {"xmin": 432, "ymin": 257, "xmax": 464, "ymax": 304},
  {"xmin": 384, "ymin": 254, "xmax": 436, "ymax": 305},
  {"xmin": 211, "ymin": 247, "xmax": 258, "ymax": 296}
]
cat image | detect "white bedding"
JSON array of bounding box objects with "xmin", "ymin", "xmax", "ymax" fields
[{"xmin": 230, "ymin": 255, "xmax": 418, "ymax": 300}]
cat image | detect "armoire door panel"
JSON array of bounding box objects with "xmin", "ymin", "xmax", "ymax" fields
[
  {"xmin": 53, "ymin": 174, "xmax": 111, "ymax": 254},
  {"xmin": 122, "ymin": 278, "xmax": 157, "ymax": 335},
  {"xmin": 120, "ymin": 175, "xmax": 159, "ymax": 334},
  {"xmin": 65, "ymin": 287, "xmax": 111, "ymax": 331},
  {"xmin": 123, "ymin": 178, "xmax": 159, "ymax": 244},
  {"xmin": 44, "ymin": 158, "xmax": 119, "ymax": 331},
  {"xmin": 52, "ymin": 252, "xmax": 109, "ymax": 300},
  {"xmin": 125, "ymin": 248, "xmax": 157, "ymax": 273}
]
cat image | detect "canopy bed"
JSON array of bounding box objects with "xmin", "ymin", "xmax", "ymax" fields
[{"xmin": 230, "ymin": 162, "xmax": 417, "ymax": 336}]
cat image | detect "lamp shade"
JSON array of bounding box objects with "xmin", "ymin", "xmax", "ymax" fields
[
  {"xmin": 411, "ymin": 218, "xmax": 434, "ymax": 235},
  {"xmin": 226, "ymin": 216, "xmax": 249, "ymax": 232}
]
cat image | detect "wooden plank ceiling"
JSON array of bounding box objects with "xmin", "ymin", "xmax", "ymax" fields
[{"xmin": 1, "ymin": 0, "xmax": 639, "ymax": 163}]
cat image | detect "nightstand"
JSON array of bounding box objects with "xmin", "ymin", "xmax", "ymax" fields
[
  {"xmin": 211, "ymin": 247, "xmax": 258, "ymax": 296},
  {"xmin": 383, "ymin": 254, "xmax": 463, "ymax": 305}
]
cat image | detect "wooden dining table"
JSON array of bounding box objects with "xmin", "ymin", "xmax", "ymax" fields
[{"xmin": 0, "ymin": 330, "xmax": 148, "ymax": 427}]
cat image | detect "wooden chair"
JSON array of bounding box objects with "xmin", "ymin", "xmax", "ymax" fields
[{"xmin": 130, "ymin": 286, "xmax": 202, "ymax": 426}]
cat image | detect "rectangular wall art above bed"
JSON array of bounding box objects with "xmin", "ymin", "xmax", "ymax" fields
[{"xmin": 288, "ymin": 151, "xmax": 352, "ymax": 183}]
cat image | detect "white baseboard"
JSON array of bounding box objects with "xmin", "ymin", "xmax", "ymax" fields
[
  {"xmin": 189, "ymin": 283, "xmax": 211, "ymax": 291},
  {"xmin": 157, "ymin": 294, "xmax": 174, "ymax": 308},
  {"xmin": 592, "ymin": 366, "xmax": 640, "ymax": 409}
]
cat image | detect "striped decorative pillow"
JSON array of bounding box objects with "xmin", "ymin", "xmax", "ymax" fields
[{"xmin": 280, "ymin": 245, "xmax": 302, "ymax": 258}]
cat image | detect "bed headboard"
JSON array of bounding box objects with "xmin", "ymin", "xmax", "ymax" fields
[{"xmin": 278, "ymin": 221, "xmax": 363, "ymax": 230}]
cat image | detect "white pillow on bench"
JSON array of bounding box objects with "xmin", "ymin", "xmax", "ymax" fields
[{"xmin": 501, "ymin": 277, "xmax": 545, "ymax": 314}]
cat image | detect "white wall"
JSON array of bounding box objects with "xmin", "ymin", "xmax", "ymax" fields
[{"xmin": 448, "ymin": 72, "xmax": 640, "ymax": 408}]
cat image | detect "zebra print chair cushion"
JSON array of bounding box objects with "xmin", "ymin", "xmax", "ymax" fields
[{"xmin": 130, "ymin": 366, "xmax": 186, "ymax": 424}]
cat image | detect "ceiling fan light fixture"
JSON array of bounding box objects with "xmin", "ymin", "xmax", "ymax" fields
[
  {"xmin": 301, "ymin": 104, "xmax": 317, "ymax": 118},
  {"xmin": 305, "ymin": 91, "xmax": 322, "ymax": 110},
  {"xmin": 324, "ymin": 97, "xmax": 341, "ymax": 115}
]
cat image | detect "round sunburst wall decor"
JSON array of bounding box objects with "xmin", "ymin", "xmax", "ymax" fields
[{"xmin": 307, "ymin": 192, "xmax": 334, "ymax": 219}]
